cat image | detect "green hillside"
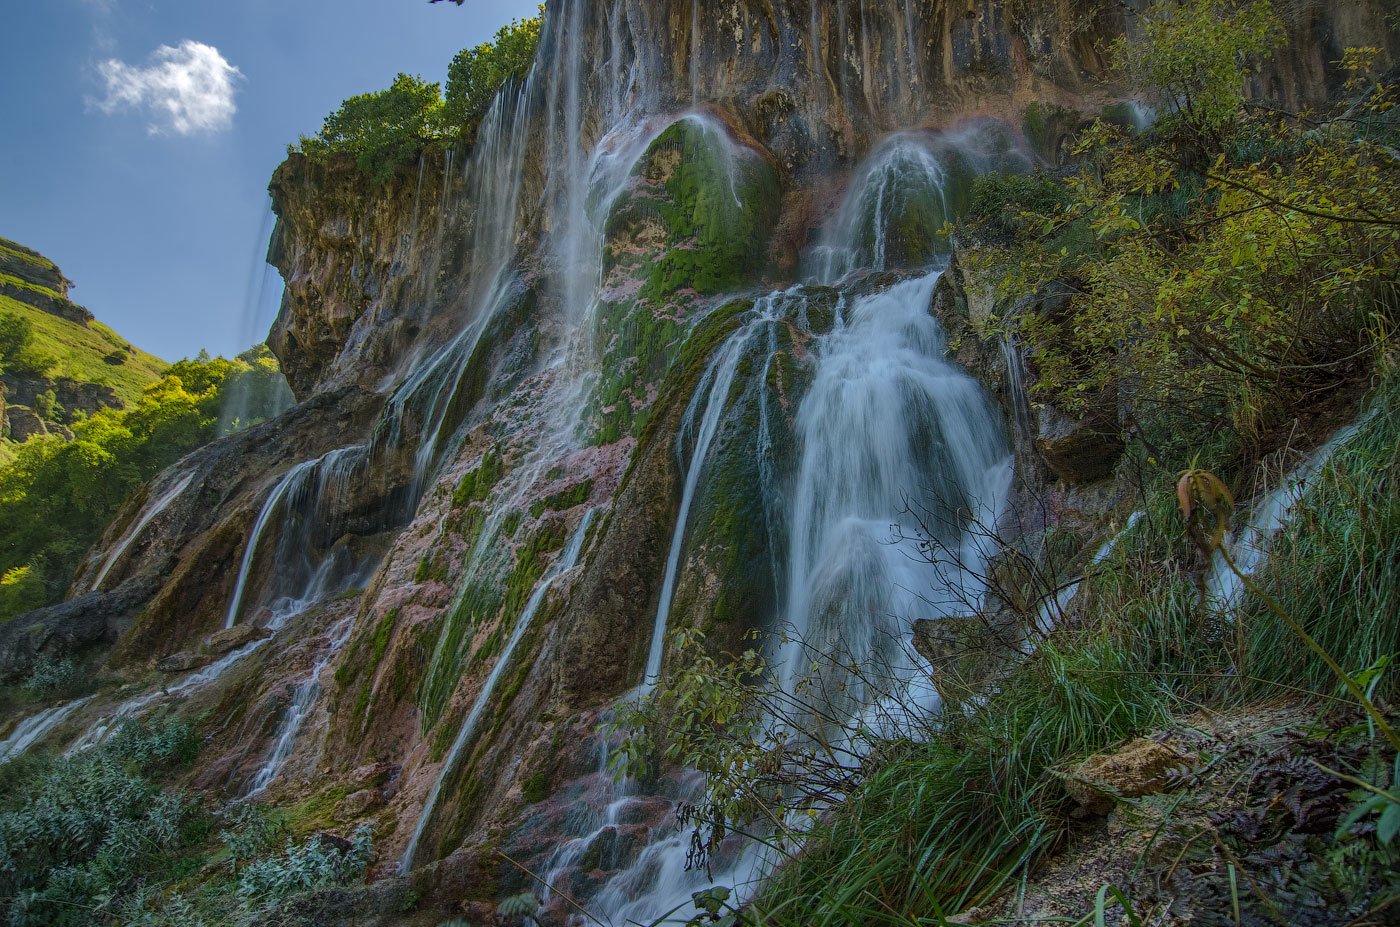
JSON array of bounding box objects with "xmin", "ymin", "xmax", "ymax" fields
[
  {"xmin": 0, "ymin": 238, "xmax": 167, "ymax": 405},
  {"xmin": 0, "ymin": 293, "xmax": 167, "ymax": 405}
]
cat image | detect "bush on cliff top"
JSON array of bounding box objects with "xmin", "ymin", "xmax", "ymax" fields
[{"xmin": 293, "ymin": 8, "xmax": 543, "ymax": 183}]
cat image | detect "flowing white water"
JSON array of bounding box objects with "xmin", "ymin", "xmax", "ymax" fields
[
  {"xmin": 577, "ymin": 274, "xmax": 1014, "ymax": 924},
  {"xmin": 807, "ymin": 134, "xmax": 950, "ymax": 284},
  {"xmin": 779, "ymin": 273, "xmax": 1013, "ymax": 701},
  {"xmin": 1031, "ymin": 511, "xmax": 1145, "ymax": 638},
  {"xmin": 1206, "ymin": 417, "xmax": 1369, "ymax": 612},
  {"xmin": 0, "ymin": 696, "xmax": 95, "ymax": 763},
  {"xmin": 561, "ymin": 117, "xmax": 1020, "ymax": 920},
  {"xmin": 244, "ymin": 614, "xmax": 357, "ymax": 796},
  {"xmin": 641, "ymin": 303, "xmax": 781, "ymax": 694},
  {"xmin": 225, "ymin": 459, "xmax": 323, "ymax": 630},
  {"xmin": 68, "ymin": 631, "xmax": 276, "ymax": 754},
  {"xmin": 400, "ymin": 509, "xmax": 596, "ymax": 873},
  {"xmin": 225, "ymin": 446, "xmax": 366, "ymax": 629},
  {"xmin": 91, "ymin": 472, "xmax": 195, "ymax": 591}
]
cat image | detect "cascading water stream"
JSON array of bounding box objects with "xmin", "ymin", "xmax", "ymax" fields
[
  {"xmin": 244, "ymin": 614, "xmax": 357, "ymax": 796},
  {"xmin": 569, "ymin": 130, "xmax": 1020, "ymax": 924},
  {"xmin": 641, "ymin": 303, "xmax": 781, "ymax": 694},
  {"xmin": 779, "ymin": 273, "xmax": 1013, "ymax": 702},
  {"xmin": 225, "ymin": 459, "xmax": 322, "ymax": 630},
  {"xmin": 1206, "ymin": 416, "xmax": 1370, "ymax": 613},
  {"xmin": 90, "ymin": 471, "xmax": 195, "ymax": 591},
  {"xmin": 1031, "ymin": 511, "xmax": 1145, "ymax": 639},
  {"xmin": 0, "ymin": 696, "xmax": 95, "ymax": 763},
  {"xmin": 400, "ymin": 509, "xmax": 597, "ymax": 873},
  {"xmin": 224, "ymin": 446, "xmax": 367, "ymax": 629}
]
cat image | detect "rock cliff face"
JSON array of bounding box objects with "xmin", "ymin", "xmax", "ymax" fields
[{"xmin": 6, "ymin": 1, "xmax": 1396, "ymax": 924}]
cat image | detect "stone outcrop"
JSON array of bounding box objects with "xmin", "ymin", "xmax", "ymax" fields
[
  {"xmin": 1063, "ymin": 737, "xmax": 1199, "ymax": 816},
  {"xmin": 2, "ymin": 374, "xmax": 123, "ymax": 424},
  {"xmin": 0, "ymin": 237, "xmax": 94, "ymax": 325},
  {"xmin": 0, "ymin": 573, "xmax": 164, "ymax": 683},
  {"xmin": 4, "ymin": 404, "xmax": 48, "ymax": 442}
]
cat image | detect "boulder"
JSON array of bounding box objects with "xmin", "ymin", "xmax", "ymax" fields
[
  {"xmin": 157, "ymin": 651, "xmax": 210, "ymax": 674},
  {"xmin": 337, "ymin": 788, "xmax": 384, "ymax": 820},
  {"xmin": 1034, "ymin": 401, "xmax": 1124, "ymax": 484},
  {"xmin": 203, "ymin": 623, "xmax": 271, "ymax": 656},
  {"xmin": 0, "ymin": 573, "xmax": 163, "ymax": 683},
  {"xmin": 911, "ymin": 615, "xmax": 1012, "ymax": 710},
  {"xmin": 1063, "ymin": 738, "xmax": 1198, "ymax": 816},
  {"xmin": 6, "ymin": 405, "xmax": 47, "ymax": 442}
]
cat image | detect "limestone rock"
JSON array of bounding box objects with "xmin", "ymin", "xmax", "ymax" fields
[
  {"xmin": 1035, "ymin": 401, "xmax": 1124, "ymax": 484},
  {"xmin": 1064, "ymin": 739, "xmax": 1197, "ymax": 816},
  {"xmin": 157, "ymin": 650, "xmax": 210, "ymax": 674},
  {"xmin": 911, "ymin": 616, "xmax": 1011, "ymax": 710},
  {"xmin": 203, "ymin": 623, "xmax": 271, "ymax": 656},
  {"xmin": 336, "ymin": 788, "xmax": 383, "ymax": 820},
  {"xmin": 0, "ymin": 573, "xmax": 163, "ymax": 683},
  {"xmin": 6, "ymin": 405, "xmax": 47, "ymax": 442}
]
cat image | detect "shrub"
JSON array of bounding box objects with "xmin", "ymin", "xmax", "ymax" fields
[
  {"xmin": 0, "ymin": 718, "xmax": 201, "ymax": 926},
  {"xmin": 442, "ymin": 8, "xmax": 543, "ymax": 134},
  {"xmin": 297, "ymin": 74, "xmax": 444, "ymax": 184},
  {"xmin": 0, "ymin": 350, "xmax": 290, "ymax": 620},
  {"xmin": 1110, "ymin": 0, "xmax": 1284, "ymax": 143},
  {"xmin": 235, "ymin": 824, "xmax": 374, "ymax": 907}
]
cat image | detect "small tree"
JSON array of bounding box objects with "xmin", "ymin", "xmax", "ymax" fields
[
  {"xmin": 298, "ymin": 74, "xmax": 443, "ymax": 184},
  {"xmin": 441, "ymin": 9, "xmax": 544, "ymax": 133},
  {"xmin": 1112, "ymin": 0, "xmax": 1283, "ymax": 146}
]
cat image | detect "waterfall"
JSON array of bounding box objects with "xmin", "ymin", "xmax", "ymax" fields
[
  {"xmin": 0, "ymin": 696, "xmax": 95, "ymax": 763},
  {"xmin": 90, "ymin": 471, "xmax": 195, "ymax": 591},
  {"xmin": 641, "ymin": 303, "xmax": 782, "ymax": 694},
  {"xmin": 565, "ymin": 119, "xmax": 1019, "ymax": 920},
  {"xmin": 807, "ymin": 134, "xmax": 950, "ymax": 284},
  {"xmin": 243, "ymin": 614, "xmax": 357, "ymax": 796},
  {"xmin": 1206, "ymin": 416, "xmax": 1370, "ymax": 613},
  {"xmin": 780, "ymin": 273, "xmax": 1013, "ymax": 701},
  {"xmin": 224, "ymin": 446, "xmax": 368, "ymax": 630},
  {"xmin": 68, "ymin": 630, "xmax": 280, "ymax": 754},
  {"xmin": 400, "ymin": 510, "xmax": 597, "ymax": 873},
  {"xmin": 1030, "ymin": 511, "xmax": 1145, "ymax": 639}
]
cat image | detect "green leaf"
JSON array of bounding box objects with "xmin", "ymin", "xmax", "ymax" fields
[{"xmin": 1379, "ymin": 802, "xmax": 1400, "ymax": 845}]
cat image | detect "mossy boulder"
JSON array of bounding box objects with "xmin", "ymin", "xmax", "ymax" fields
[
  {"xmin": 584, "ymin": 117, "xmax": 782, "ymax": 446},
  {"xmin": 606, "ymin": 117, "xmax": 782, "ymax": 303}
]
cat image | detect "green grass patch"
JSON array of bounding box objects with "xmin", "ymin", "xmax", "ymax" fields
[{"xmin": 0, "ymin": 292, "xmax": 166, "ymax": 404}]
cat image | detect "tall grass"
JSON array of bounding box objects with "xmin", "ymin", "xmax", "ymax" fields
[
  {"xmin": 1245, "ymin": 379, "xmax": 1400, "ymax": 702},
  {"xmin": 754, "ymin": 637, "xmax": 1174, "ymax": 925}
]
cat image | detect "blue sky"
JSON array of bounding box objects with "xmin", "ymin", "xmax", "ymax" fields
[{"xmin": 0, "ymin": 0, "xmax": 540, "ymax": 362}]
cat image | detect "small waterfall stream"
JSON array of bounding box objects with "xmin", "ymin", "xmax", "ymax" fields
[
  {"xmin": 244, "ymin": 614, "xmax": 357, "ymax": 796},
  {"xmin": 1207, "ymin": 416, "xmax": 1370, "ymax": 613},
  {"xmin": 225, "ymin": 446, "xmax": 368, "ymax": 630},
  {"xmin": 90, "ymin": 471, "xmax": 195, "ymax": 591},
  {"xmin": 401, "ymin": 509, "xmax": 597, "ymax": 872},
  {"xmin": 557, "ymin": 129, "xmax": 1020, "ymax": 923},
  {"xmin": 641, "ymin": 302, "xmax": 782, "ymax": 694},
  {"xmin": 0, "ymin": 696, "xmax": 95, "ymax": 763}
]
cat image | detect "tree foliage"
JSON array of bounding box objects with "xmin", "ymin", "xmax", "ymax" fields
[
  {"xmin": 0, "ymin": 313, "xmax": 54, "ymax": 379},
  {"xmin": 1110, "ymin": 0, "xmax": 1284, "ymax": 144},
  {"xmin": 296, "ymin": 74, "xmax": 444, "ymax": 185},
  {"xmin": 0, "ymin": 348, "xmax": 288, "ymax": 620},
  {"xmin": 293, "ymin": 7, "xmax": 543, "ymax": 182},
  {"xmin": 963, "ymin": 1, "xmax": 1398, "ymax": 463},
  {"xmin": 442, "ymin": 8, "xmax": 543, "ymax": 131}
]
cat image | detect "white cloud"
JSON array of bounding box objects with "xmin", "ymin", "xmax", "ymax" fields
[{"xmin": 95, "ymin": 40, "xmax": 242, "ymax": 136}]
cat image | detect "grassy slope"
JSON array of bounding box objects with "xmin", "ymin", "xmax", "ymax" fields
[{"xmin": 0, "ymin": 292, "xmax": 168, "ymax": 404}]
